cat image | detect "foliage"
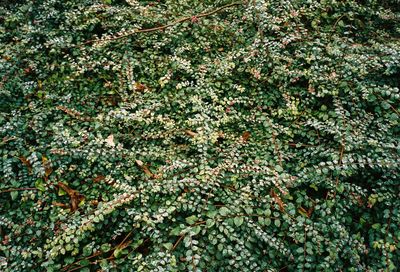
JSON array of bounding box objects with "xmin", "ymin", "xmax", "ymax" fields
[{"xmin": 0, "ymin": 0, "xmax": 399, "ymax": 271}]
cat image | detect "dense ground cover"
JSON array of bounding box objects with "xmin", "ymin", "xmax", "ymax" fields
[{"xmin": 1, "ymin": 0, "xmax": 399, "ymax": 271}]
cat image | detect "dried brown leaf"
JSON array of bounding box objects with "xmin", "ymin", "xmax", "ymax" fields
[
  {"xmin": 185, "ymin": 130, "xmax": 197, "ymax": 137},
  {"xmin": 270, "ymin": 189, "xmax": 285, "ymax": 212},
  {"xmin": 135, "ymin": 160, "xmax": 154, "ymax": 178},
  {"xmin": 19, "ymin": 156, "xmax": 32, "ymax": 174},
  {"xmin": 241, "ymin": 131, "xmax": 251, "ymax": 142},
  {"xmin": 134, "ymin": 82, "xmax": 147, "ymax": 91},
  {"xmin": 42, "ymin": 156, "xmax": 53, "ymax": 179},
  {"xmin": 93, "ymin": 175, "xmax": 106, "ymax": 183},
  {"xmin": 57, "ymin": 182, "xmax": 84, "ymax": 212}
]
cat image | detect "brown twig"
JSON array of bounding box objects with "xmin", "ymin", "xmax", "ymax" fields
[
  {"xmin": 0, "ymin": 187, "xmax": 38, "ymax": 194},
  {"xmin": 171, "ymin": 235, "xmax": 185, "ymax": 251},
  {"xmin": 288, "ymin": 142, "xmax": 317, "ymax": 148},
  {"xmin": 63, "ymin": 231, "xmax": 133, "ymax": 271},
  {"xmin": 82, "ymin": 1, "xmax": 245, "ymax": 46},
  {"xmin": 116, "ymin": 231, "xmax": 133, "ymax": 250},
  {"xmin": 384, "ymin": 207, "xmax": 393, "ymax": 271},
  {"xmin": 62, "ymin": 251, "xmax": 104, "ymax": 271},
  {"xmin": 0, "ymin": 136, "xmax": 17, "ymax": 145},
  {"xmin": 56, "ymin": 106, "xmax": 93, "ymax": 121},
  {"xmin": 303, "ymin": 224, "xmax": 307, "ymax": 272},
  {"xmin": 333, "ymin": 143, "xmax": 345, "ymax": 199},
  {"xmin": 333, "ymin": 101, "xmax": 347, "ymax": 199},
  {"xmin": 272, "ymin": 133, "xmax": 283, "ymax": 167},
  {"xmin": 376, "ymin": 94, "xmax": 400, "ymax": 116},
  {"xmin": 332, "ymin": 14, "xmax": 346, "ymax": 32},
  {"xmin": 66, "ymin": 265, "xmax": 86, "ymax": 272}
]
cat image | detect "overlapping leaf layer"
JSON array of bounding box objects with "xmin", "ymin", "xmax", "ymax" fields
[{"xmin": 0, "ymin": 1, "xmax": 399, "ymax": 271}]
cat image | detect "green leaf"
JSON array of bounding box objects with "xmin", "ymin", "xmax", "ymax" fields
[
  {"xmin": 10, "ymin": 191, "xmax": 18, "ymax": 200},
  {"xmin": 234, "ymin": 217, "xmax": 244, "ymax": 227},
  {"xmin": 185, "ymin": 215, "xmax": 197, "ymax": 225},
  {"xmin": 113, "ymin": 248, "xmax": 123, "ymax": 258},
  {"xmin": 381, "ymin": 101, "xmax": 391, "ymax": 110},
  {"xmin": 79, "ymin": 259, "xmax": 90, "ymax": 266},
  {"xmin": 131, "ymin": 239, "xmax": 144, "ymax": 250},
  {"xmin": 206, "ymin": 210, "xmax": 218, "ymax": 218},
  {"xmin": 64, "ymin": 257, "xmax": 75, "ymax": 265},
  {"xmin": 206, "ymin": 219, "xmax": 215, "ymax": 228},
  {"xmin": 310, "ymin": 183, "xmax": 318, "ymax": 191},
  {"xmin": 170, "ymin": 226, "xmax": 183, "ymax": 236},
  {"xmin": 275, "ymin": 165, "xmax": 283, "ymax": 173},
  {"xmin": 371, "ymin": 223, "xmax": 381, "ymax": 230},
  {"xmin": 163, "ymin": 242, "xmax": 173, "ymax": 250},
  {"xmin": 337, "ymin": 184, "xmax": 344, "ymax": 193},
  {"xmin": 65, "ymin": 244, "xmax": 73, "ymax": 251},
  {"xmin": 191, "ymin": 225, "xmax": 201, "ymax": 235},
  {"xmin": 101, "ymin": 243, "xmax": 111, "ymax": 252},
  {"xmin": 82, "ymin": 245, "xmax": 92, "ymax": 257},
  {"xmin": 35, "ymin": 179, "xmax": 46, "ymax": 191},
  {"xmin": 58, "ymin": 187, "xmax": 66, "ymax": 196}
]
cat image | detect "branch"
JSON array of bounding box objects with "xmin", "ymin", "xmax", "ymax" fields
[
  {"xmin": 384, "ymin": 207, "xmax": 393, "ymax": 271},
  {"xmin": 376, "ymin": 94, "xmax": 400, "ymax": 116},
  {"xmin": 82, "ymin": 1, "xmax": 245, "ymax": 46},
  {"xmin": 171, "ymin": 234, "xmax": 185, "ymax": 252},
  {"xmin": 0, "ymin": 136, "xmax": 17, "ymax": 145},
  {"xmin": 0, "ymin": 187, "xmax": 38, "ymax": 194}
]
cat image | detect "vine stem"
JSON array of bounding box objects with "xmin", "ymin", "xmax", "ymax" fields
[
  {"xmin": 0, "ymin": 187, "xmax": 38, "ymax": 194},
  {"xmin": 82, "ymin": 1, "xmax": 246, "ymax": 46},
  {"xmin": 384, "ymin": 207, "xmax": 393, "ymax": 271},
  {"xmin": 171, "ymin": 235, "xmax": 185, "ymax": 252},
  {"xmin": 0, "ymin": 136, "xmax": 16, "ymax": 145},
  {"xmin": 376, "ymin": 94, "xmax": 400, "ymax": 116},
  {"xmin": 332, "ymin": 14, "xmax": 346, "ymax": 32},
  {"xmin": 303, "ymin": 224, "xmax": 307, "ymax": 272}
]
